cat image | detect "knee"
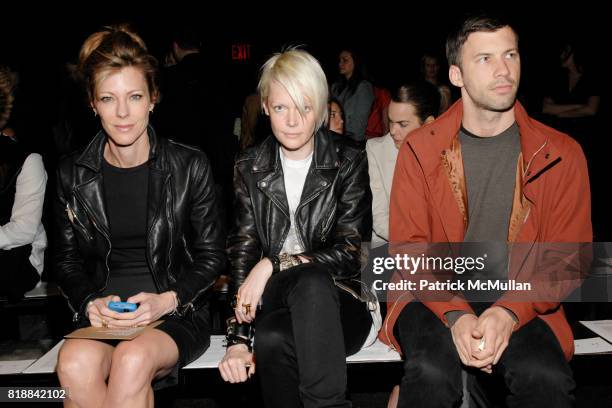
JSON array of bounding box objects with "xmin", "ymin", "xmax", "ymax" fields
[
  {"xmin": 507, "ymin": 359, "xmax": 574, "ymax": 397},
  {"xmin": 402, "ymin": 354, "xmax": 461, "ymax": 393},
  {"xmin": 291, "ymin": 264, "xmax": 335, "ymax": 298},
  {"xmin": 57, "ymin": 343, "xmax": 101, "ymax": 385},
  {"xmin": 111, "ymin": 342, "xmax": 155, "ymax": 385},
  {"xmin": 254, "ymin": 322, "xmax": 290, "ymax": 360}
]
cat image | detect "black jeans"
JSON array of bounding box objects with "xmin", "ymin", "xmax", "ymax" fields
[
  {"xmin": 394, "ymin": 302, "xmax": 575, "ymax": 408},
  {"xmin": 254, "ymin": 263, "xmax": 372, "ymax": 408}
]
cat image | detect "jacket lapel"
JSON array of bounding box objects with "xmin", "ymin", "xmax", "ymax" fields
[
  {"xmin": 74, "ymin": 131, "xmax": 111, "ymax": 236},
  {"xmin": 252, "ymin": 130, "xmax": 342, "ymax": 219},
  {"xmin": 252, "ymin": 136, "xmax": 290, "ymax": 219},
  {"xmin": 74, "ymin": 174, "xmax": 111, "ymax": 237},
  {"xmin": 438, "ymin": 137, "xmax": 468, "ymax": 242},
  {"xmin": 147, "ymin": 167, "xmax": 170, "ymax": 234},
  {"xmin": 145, "ymin": 129, "xmax": 171, "ymax": 253},
  {"xmin": 298, "ymin": 130, "xmax": 339, "ymax": 207},
  {"xmin": 74, "ymin": 126, "xmax": 170, "ymax": 241},
  {"xmin": 408, "ymin": 101, "xmax": 466, "ymax": 242}
]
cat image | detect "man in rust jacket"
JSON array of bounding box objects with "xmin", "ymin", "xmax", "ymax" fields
[{"xmin": 380, "ymin": 13, "xmax": 592, "ymax": 408}]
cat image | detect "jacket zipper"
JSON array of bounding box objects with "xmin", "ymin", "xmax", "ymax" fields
[
  {"xmin": 180, "ymin": 280, "xmax": 217, "ymax": 315},
  {"xmin": 295, "ymin": 181, "xmax": 332, "ymax": 244},
  {"xmin": 58, "ymin": 284, "xmax": 79, "ymax": 323},
  {"xmin": 166, "ymin": 176, "xmax": 174, "ymax": 279},
  {"xmin": 146, "ymin": 176, "xmax": 170, "ymax": 293},
  {"xmin": 319, "ymin": 207, "xmax": 335, "ymax": 242},
  {"xmin": 74, "ymin": 190, "xmax": 112, "ymax": 317}
]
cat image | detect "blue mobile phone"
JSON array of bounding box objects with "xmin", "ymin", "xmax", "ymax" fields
[{"xmin": 108, "ymin": 301, "xmax": 138, "ymax": 313}]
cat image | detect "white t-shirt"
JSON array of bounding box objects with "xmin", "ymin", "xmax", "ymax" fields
[{"xmin": 279, "ymin": 148, "xmax": 313, "ymax": 255}]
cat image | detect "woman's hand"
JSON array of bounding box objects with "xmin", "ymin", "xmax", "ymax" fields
[
  {"xmin": 104, "ymin": 291, "xmax": 177, "ymax": 328},
  {"xmin": 218, "ymin": 344, "xmax": 255, "ymax": 383},
  {"xmin": 235, "ymin": 258, "xmax": 273, "ymax": 323},
  {"xmin": 87, "ymin": 295, "xmax": 121, "ymax": 327}
]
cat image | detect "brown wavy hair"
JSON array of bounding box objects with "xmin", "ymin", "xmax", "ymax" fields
[
  {"xmin": 78, "ymin": 24, "xmax": 159, "ymax": 103},
  {"xmin": 0, "ymin": 66, "xmax": 14, "ymax": 130}
]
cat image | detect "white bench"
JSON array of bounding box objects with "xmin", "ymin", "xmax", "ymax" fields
[
  {"xmin": 183, "ymin": 336, "xmax": 401, "ymax": 369},
  {"xmin": 9, "ymin": 336, "xmax": 400, "ymax": 375},
  {"xmin": 20, "ymin": 340, "xmax": 65, "ymax": 374},
  {"xmin": 7, "ymin": 333, "xmax": 606, "ymax": 375}
]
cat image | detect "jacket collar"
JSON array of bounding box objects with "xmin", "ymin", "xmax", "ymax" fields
[
  {"xmin": 72, "ymin": 125, "xmax": 167, "ymax": 240},
  {"xmin": 250, "ymin": 128, "xmax": 340, "ymax": 174},
  {"xmin": 405, "ymin": 99, "xmax": 564, "ymax": 243},
  {"xmin": 249, "ymin": 128, "xmax": 340, "ymax": 224},
  {"xmin": 75, "ymin": 125, "xmax": 161, "ymax": 173},
  {"xmin": 409, "ymin": 99, "xmax": 561, "ymax": 183}
]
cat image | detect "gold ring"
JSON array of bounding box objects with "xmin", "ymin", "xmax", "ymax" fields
[
  {"xmin": 243, "ymin": 304, "xmax": 251, "ymax": 314},
  {"xmin": 101, "ymin": 319, "xmax": 108, "ymax": 328}
]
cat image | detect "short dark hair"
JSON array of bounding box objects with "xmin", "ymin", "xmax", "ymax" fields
[
  {"xmin": 446, "ymin": 12, "xmax": 517, "ymax": 67},
  {"xmin": 391, "ymin": 81, "xmax": 441, "ymax": 122},
  {"xmin": 328, "ymin": 97, "xmax": 346, "ymax": 131}
]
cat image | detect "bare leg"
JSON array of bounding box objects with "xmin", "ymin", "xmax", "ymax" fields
[
  {"xmin": 387, "ymin": 385, "xmax": 400, "ymax": 408},
  {"xmin": 56, "ymin": 339, "xmax": 115, "ymax": 408},
  {"xmin": 103, "ymin": 329, "xmax": 179, "ymax": 408}
]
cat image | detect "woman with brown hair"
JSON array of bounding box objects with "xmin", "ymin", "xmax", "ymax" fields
[{"xmin": 54, "ymin": 25, "xmax": 224, "ymax": 407}]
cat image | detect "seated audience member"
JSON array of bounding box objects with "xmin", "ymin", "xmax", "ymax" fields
[
  {"xmin": 0, "ymin": 65, "xmax": 46, "ymax": 301},
  {"xmin": 55, "ymin": 25, "xmax": 224, "ymax": 407},
  {"xmin": 366, "ymin": 82, "xmax": 439, "ymax": 248},
  {"xmin": 219, "ymin": 48, "xmax": 375, "ymax": 408}
]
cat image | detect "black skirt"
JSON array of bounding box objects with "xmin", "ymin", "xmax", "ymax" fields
[
  {"xmin": 151, "ymin": 306, "xmax": 211, "ymax": 390},
  {"xmin": 156, "ymin": 306, "xmax": 212, "ymax": 366}
]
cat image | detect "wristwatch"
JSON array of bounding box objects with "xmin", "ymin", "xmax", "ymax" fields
[{"xmin": 270, "ymin": 253, "xmax": 302, "ymax": 274}]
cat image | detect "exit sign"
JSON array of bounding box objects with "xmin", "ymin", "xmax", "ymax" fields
[{"xmin": 232, "ymin": 44, "xmax": 251, "ymax": 61}]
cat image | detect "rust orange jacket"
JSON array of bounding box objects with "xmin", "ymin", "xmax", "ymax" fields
[{"xmin": 379, "ymin": 100, "xmax": 592, "ymax": 361}]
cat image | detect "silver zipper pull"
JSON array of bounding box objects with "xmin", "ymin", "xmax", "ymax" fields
[{"xmin": 66, "ymin": 203, "xmax": 74, "ymax": 223}]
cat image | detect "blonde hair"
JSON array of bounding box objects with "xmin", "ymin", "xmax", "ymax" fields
[
  {"xmin": 78, "ymin": 24, "xmax": 159, "ymax": 103},
  {"xmin": 258, "ymin": 48, "xmax": 329, "ymax": 131}
]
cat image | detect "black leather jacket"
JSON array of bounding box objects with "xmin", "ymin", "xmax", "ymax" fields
[
  {"xmin": 227, "ymin": 128, "xmax": 372, "ymax": 298},
  {"xmin": 54, "ymin": 127, "xmax": 225, "ymax": 325}
]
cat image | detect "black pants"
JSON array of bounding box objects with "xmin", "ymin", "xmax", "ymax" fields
[
  {"xmin": 395, "ymin": 302, "xmax": 575, "ymax": 408},
  {"xmin": 254, "ymin": 263, "xmax": 372, "ymax": 408},
  {"xmin": 0, "ymin": 244, "xmax": 39, "ymax": 302}
]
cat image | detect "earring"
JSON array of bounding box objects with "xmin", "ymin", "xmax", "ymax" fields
[
  {"xmin": 93, "ymin": 110, "xmax": 97, "ymax": 117},
  {"xmin": 149, "ymin": 106, "xmax": 154, "ymax": 113}
]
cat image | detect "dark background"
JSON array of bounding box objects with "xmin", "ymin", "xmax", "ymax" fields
[
  {"xmin": 1, "ymin": 5, "xmax": 605, "ymax": 128},
  {"xmin": 1, "ymin": 5, "xmax": 607, "ymax": 238}
]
